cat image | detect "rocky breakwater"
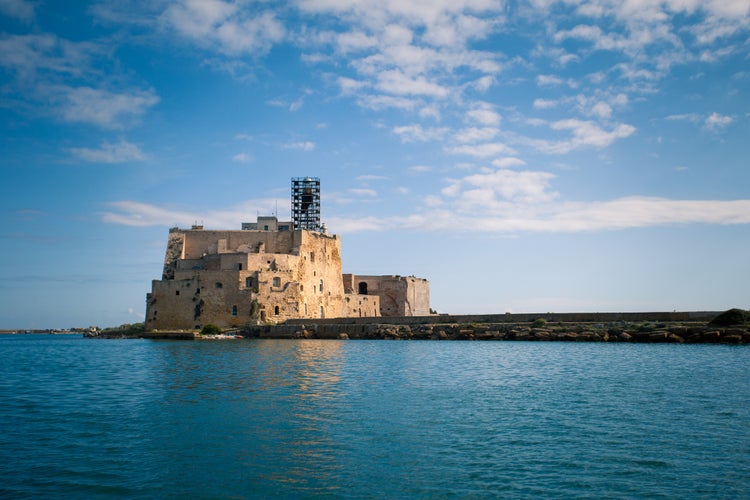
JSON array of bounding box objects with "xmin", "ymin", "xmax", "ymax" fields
[{"xmin": 243, "ymin": 309, "xmax": 750, "ymax": 344}]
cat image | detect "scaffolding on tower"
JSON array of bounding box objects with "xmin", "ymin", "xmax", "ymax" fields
[{"xmin": 291, "ymin": 177, "xmax": 321, "ymax": 231}]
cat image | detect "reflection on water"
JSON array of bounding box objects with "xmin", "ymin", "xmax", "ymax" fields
[{"xmin": 1, "ymin": 337, "xmax": 749, "ymax": 498}]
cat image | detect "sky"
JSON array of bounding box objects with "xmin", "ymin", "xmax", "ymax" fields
[{"xmin": 1, "ymin": 0, "xmax": 749, "ymax": 329}]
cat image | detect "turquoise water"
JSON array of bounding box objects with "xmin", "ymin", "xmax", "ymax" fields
[{"xmin": 1, "ymin": 335, "xmax": 749, "ymax": 498}]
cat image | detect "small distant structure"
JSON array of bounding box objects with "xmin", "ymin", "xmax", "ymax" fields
[{"xmin": 144, "ymin": 177, "xmax": 430, "ymax": 330}]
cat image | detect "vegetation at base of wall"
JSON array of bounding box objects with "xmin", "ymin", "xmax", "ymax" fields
[
  {"xmin": 531, "ymin": 318, "xmax": 547, "ymax": 328},
  {"xmin": 200, "ymin": 324, "xmax": 222, "ymax": 336},
  {"xmin": 709, "ymin": 308, "xmax": 750, "ymax": 326},
  {"xmin": 101, "ymin": 322, "xmax": 146, "ymax": 336}
]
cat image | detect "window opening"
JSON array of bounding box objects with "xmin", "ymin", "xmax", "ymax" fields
[{"xmin": 358, "ymin": 282, "xmax": 368, "ymax": 295}]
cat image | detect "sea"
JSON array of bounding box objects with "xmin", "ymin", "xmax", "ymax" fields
[{"xmin": 1, "ymin": 335, "xmax": 748, "ymax": 499}]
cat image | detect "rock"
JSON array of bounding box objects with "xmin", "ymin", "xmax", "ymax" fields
[
  {"xmin": 649, "ymin": 331, "xmax": 669, "ymax": 342},
  {"xmin": 618, "ymin": 332, "xmax": 632, "ymax": 341},
  {"xmin": 702, "ymin": 330, "xmax": 721, "ymax": 342},
  {"xmin": 721, "ymin": 335, "xmax": 743, "ymax": 344},
  {"xmin": 338, "ymin": 333, "xmax": 349, "ymax": 340}
]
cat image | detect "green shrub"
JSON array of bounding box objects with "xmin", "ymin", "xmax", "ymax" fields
[
  {"xmin": 531, "ymin": 318, "xmax": 547, "ymax": 328},
  {"xmin": 709, "ymin": 308, "xmax": 750, "ymax": 326},
  {"xmin": 200, "ymin": 324, "xmax": 222, "ymax": 336}
]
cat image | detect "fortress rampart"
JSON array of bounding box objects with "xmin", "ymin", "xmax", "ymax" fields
[{"xmin": 146, "ymin": 218, "xmax": 430, "ymax": 331}]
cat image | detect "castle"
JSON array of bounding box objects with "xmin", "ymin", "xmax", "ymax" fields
[{"xmin": 145, "ymin": 178, "xmax": 430, "ymax": 330}]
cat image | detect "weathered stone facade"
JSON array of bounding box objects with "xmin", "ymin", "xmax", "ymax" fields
[
  {"xmin": 146, "ymin": 218, "xmax": 426, "ymax": 330},
  {"xmin": 343, "ymin": 274, "xmax": 431, "ymax": 317}
]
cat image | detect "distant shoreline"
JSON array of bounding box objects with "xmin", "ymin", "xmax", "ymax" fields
[{"xmin": 85, "ymin": 310, "xmax": 750, "ymax": 344}]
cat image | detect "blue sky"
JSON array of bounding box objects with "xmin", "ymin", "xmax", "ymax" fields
[{"xmin": 1, "ymin": 0, "xmax": 749, "ymax": 329}]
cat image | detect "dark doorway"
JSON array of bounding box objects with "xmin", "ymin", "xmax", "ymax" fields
[{"xmin": 358, "ymin": 282, "xmax": 368, "ymax": 295}]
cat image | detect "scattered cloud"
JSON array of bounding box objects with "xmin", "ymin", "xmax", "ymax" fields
[
  {"xmin": 357, "ymin": 175, "xmax": 388, "ymax": 181},
  {"xmin": 447, "ymin": 142, "xmax": 517, "ymax": 158},
  {"xmin": 68, "ymin": 140, "xmax": 145, "ymax": 163},
  {"xmin": 0, "ymin": 0, "xmax": 34, "ymax": 21},
  {"xmin": 101, "ymin": 199, "xmax": 279, "ymax": 228},
  {"xmin": 704, "ymin": 112, "xmax": 734, "ymax": 131},
  {"xmin": 393, "ymin": 124, "xmax": 449, "ymax": 143},
  {"xmin": 282, "ymin": 141, "xmax": 315, "ymax": 151},
  {"xmin": 492, "ymin": 157, "xmax": 526, "ymax": 168},
  {"xmin": 232, "ymin": 152, "xmax": 253, "ymax": 163},
  {"xmin": 349, "ymin": 188, "xmax": 377, "ymax": 197},
  {"xmin": 0, "ymin": 33, "xmax": 159, "ymax": 129},
  {"xmin": 408, "ymin": 165, "xmax": 432, "ymax": 173},
  {"xmin": 466, "ymin": 103, "xmax": 501, "ymax": 127},
  {"xmin": 527, "ymin": 119, "xmax": 636, "ymax": 154},
  {"xmin": 162, "ymin": 1, "xmax": 285, "ymax": 56},
  {"xmin": 453, "ymin": 127, "xmax": 499, "ymax": 144},
  {"xmin": 48, "ymin": 86, "xmax": 159, "ymax": 129}
]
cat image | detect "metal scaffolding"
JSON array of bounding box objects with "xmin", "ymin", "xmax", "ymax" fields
[{"xmin": 291, "ymin": 177, "xmax": 321, "ymax": 231}]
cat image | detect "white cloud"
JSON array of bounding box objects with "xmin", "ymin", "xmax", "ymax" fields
[
  {"xmin": 408, "ymin": 165, "xmax": 432, "ymax": 173},
  {"xmin": 0, "ymin": 34, "xmax": 159, "ymax": 129},
  {"xmin": 232, "ymin": 152, "xmax": 253, "ymax": 163},
  {"xmin": 336, "ymin": 31, "xmax": 378, "ymax": 53},
  {"xmin": 665, "ymin": 113, "xmax": 702, "ymax": 123},
  {"xmin": 356, "ymin": 94, "xmax": 419, "ymax": 111},
  {"xmin": 349, "ymin": 188, "xmax": 377, "ymax": 197},
  {"xmin": 162, "ymin": 0, "xmax": 284, "ymax": 56},
  {"xmin": 357, "ymin": 174, "xmax": 388, "ymax": 181},
  {"xmin": 492, "ymin": 157, "xmax": 527, "ymax": 168},
  {"xmin": 282, "ymin": 141, "xmax": 316, "ymax": 151},
  {"xmin": 68, "ymin": 140, "xmax": 145, "ymax": 163},
  {"xmin": 47, "ymin": 86, "xmax": 159, "ymax": 129},
  {"xmin": 101, "ymin": 199, "xmax": 279, "ymax": 228},
  {"xmin": 104, "ymin": 192, "xmax": 750, "ymax": 234},
  {"xmin": 533, "ymin": 98, "xmax": 558, "ymax": 109},
  {"xmin": 0, "ymin": 0, "xmax": 34, "ymax": 20},
  {"xmin": 704, "ymin": 112, "xmax": 734, "ymax": 130},
  {"xmin": 536, "ymin": 74, "xmax": 565, "ymax": 86},
  {"xmin": 376, "ymin": 70, "xmax": 450, "ymax": 97},
  {"xmin": 466, "ymin": 102, "xmax": 501, "ymax": 127},
  {"xmin": 528, "ymin": 119, "xmax": 636, "ymax": 154},
  {"xmin": 448, "ymin": 142, "xmax": 517, "ymax": 158},
  {"xmin": 337, "ymin": 76, "xmax": 368, "ymax": 94},
  {"xmin": 393, "ymin": 124, "xmax": 448, "ymax": 142},
  {"xmin": 453, "ymin": 168, "xmax": 559, "ymax": 204},
  {"xmin": 453, "ymin": 127, "xmax": 499, "ymax": 144}
]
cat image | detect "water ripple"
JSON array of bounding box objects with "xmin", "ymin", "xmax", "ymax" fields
[{"xmin": 1, "ymin": 336, "xmax": 749, "ymax": 498}]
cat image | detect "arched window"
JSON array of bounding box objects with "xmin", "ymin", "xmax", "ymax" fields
[
  {"xmin": 274, "ymin": 305, "xmax": 280, "ymax": 315},
  {"xmin": 232, "ymin": 305, "xmax": 237, "ymax": 316},
  {"xmin": 245, "ymin": 277, "xmax": 253, "ymax": 288},
  {"xmin": 273, "ymin": 277, "xmax": 281, "ymax": 287},
  {"xmin": 319, "ymin": 279, "xmax": 323, "ymax": 292},
  {"xmin": 358, "ymin": 282, "xmax": 368, "ymax": 295}
]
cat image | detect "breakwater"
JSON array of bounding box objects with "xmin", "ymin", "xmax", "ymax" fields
[{"xmin": 240, "ymin": 311, "xmax": 750, "ymax": 344}]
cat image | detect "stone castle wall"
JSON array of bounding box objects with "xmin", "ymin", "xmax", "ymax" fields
[
  {"xmin": 344, "ymin": 274, "xmax": 431, "ymax": 316},
  {"xmin": 146, "ymin": 227, "xmax": 386, "ymax": 330}
]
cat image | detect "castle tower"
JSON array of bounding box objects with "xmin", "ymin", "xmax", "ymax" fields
[{"xmin": 291, "ymin": 177, "xmax": 321, "ymax": 231}]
